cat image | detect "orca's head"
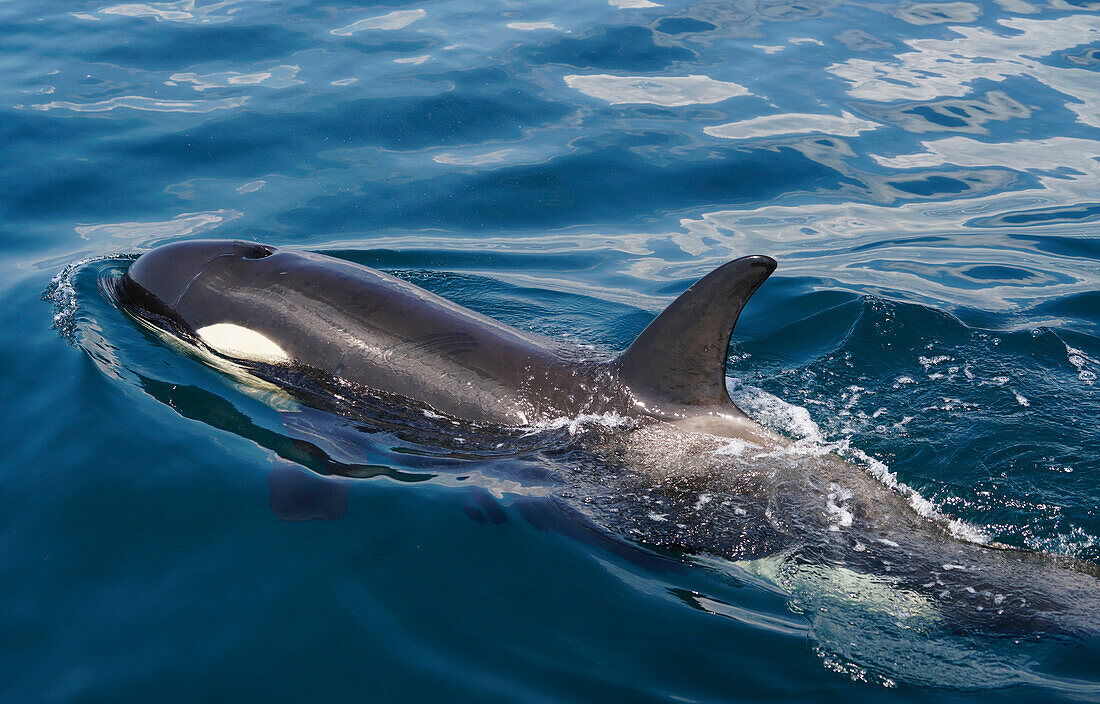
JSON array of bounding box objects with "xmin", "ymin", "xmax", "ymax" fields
[{"xmin": 120, "ymin": 239, "xmax": 277, "ymax": 329}]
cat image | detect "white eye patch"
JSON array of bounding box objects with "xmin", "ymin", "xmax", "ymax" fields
[{"xmin": 197, "ymin": 323, "xmax": 291, "ymax": 363}]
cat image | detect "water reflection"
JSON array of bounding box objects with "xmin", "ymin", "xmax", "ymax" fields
[
  {"xmin": 31, "ymin": 95, "xmax": 248, "ymax": 112},
  {"xmin": 894, "ymin": 2, "xmax": 982, "ymax": 25},
  {"xmin": 828, "ymin": 15, "xmax": 1100, "ymax": 128},
  {"xmin": 857, "ymin": 90, "xmax": 1030, "ymax": 134},
  {"xmin": 705, "ymin": 111, "xmax": 879, "ymax": 139},
  {"xmin": 519, "ymin": 25, "xmax": 694, "ymax": 72},
  {"xmin": 75, "ymin": 210, "xmax": 242, "ymax": 249},
  {"xmin": 330, "ymin": 9, "xmax": 427, "ymax": 36},
  {"xmin": 235, "ymin": 180, "xmax": 265, "ymax": 194},
  {"xmin": 94, "ymin": 0, "xmax": 246, "ymax": 23},
  {"xmin": 564, "ymin": 74, "xmax": 749, "ymax": 105},
  {"xmin": 433, "ymin": 149, "xmax": 516, "ymax": 166},
  {"xmin": 834, "ymin": 29, "xmax": 891, "ymax": 51},
  {"xmin": 167, "ymin": 65, "xmax": 301, "ymax": 91},
  {"xmin": 871, "ymin": 136, "xmax": 1099, "ymax": 208},
  {"xmin": 506, "ymin": 22, "xmax": 560, "ymax": 31}
]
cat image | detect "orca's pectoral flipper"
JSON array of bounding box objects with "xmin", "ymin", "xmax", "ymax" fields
[{"xmin": 613, "ymin": 255, "xmax": 776, "ymax": 415}]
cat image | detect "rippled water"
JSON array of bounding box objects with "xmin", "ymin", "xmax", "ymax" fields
[{"xmin": 4, "ymin": 0, "xmax": 1100, "ymax": 700}]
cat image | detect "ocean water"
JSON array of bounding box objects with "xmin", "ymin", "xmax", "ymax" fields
[{"xmin": 3, "ymin": 0, "xmax": 1100, "ymax": 700}]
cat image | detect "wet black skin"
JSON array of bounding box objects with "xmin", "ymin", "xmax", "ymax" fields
[{"xmin": 120, "ymin": 239, "xmax": 777, "ymax": 426}]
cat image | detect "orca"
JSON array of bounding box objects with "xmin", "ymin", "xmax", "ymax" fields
[
  {"xmin": 118, "ymin": 239, "xmax": 1100, "ymax": 646},
  {"xmin": 120, "ymin": 239, "xmax": 778, "ymax": 441}
]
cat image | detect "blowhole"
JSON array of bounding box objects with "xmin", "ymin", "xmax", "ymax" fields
[{"xmin": 238, "ymin": 242, "xmax": 275, "ymax": 259}]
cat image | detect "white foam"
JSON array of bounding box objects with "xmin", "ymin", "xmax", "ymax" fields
[
  {"xmin": 692, "ymin": 494, "xmax": 713, "ymax": 511},
  {"xmin": 852, "ymin": 447, "xmax": 989, "ymax": 543},
  {"xmin": 45, "ymin": 255, "xmax": 127, "ymax": 339},
  {"xmin": 826, "ymin": 483, "xmax": 855, "ymax": 531},
  {"xmin": 1023, "ymin": 524, "xmax": 1099, "ymax": 558},
  {"xmin": 713, "ymin": 438, "xmax": 760, "ymax": 456},
  {"xmin": 1066, "ymin": 345, "xmax": 1097, "ymax": 385},
  {"xmin": 739, "ymin": 555, "xmax": 938, "ymax": 623},
  {"xmin": 918, "ymin": 354, "xmax": 952, "ymax": 369},
  {"xmin": 523, "ymin": 411, "xmax": 637, "ymax": 436},
  {"xmin": 727, "ymin": 377, "xmax": 990, "ymax": 545}
]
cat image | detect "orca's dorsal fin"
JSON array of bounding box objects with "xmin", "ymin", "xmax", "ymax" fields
[{"xmin": 613, "ymin": 255, "xmax": 776, "ymax": 416}]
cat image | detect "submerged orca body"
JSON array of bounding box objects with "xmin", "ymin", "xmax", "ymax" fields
[{"xmin": 121, "ymin": 239, "xmax": 777, "ymax": 430}]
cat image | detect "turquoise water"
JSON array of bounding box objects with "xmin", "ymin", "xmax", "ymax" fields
[{"xmin": 4, "ymin": 0, "xmax": 1100, "ymax": 700}]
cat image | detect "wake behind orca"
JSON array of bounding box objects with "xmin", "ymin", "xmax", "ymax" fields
[{"xmin": 117, "ymin": 240, "xmax": 1099, "ymax": 656}]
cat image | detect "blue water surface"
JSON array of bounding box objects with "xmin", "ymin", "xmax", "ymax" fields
[{"xmin": 3, "ymin": 0, "xmax": 1100, "ymax": 700}]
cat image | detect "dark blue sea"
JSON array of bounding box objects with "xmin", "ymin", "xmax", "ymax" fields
[{"xmin": 3, "ymin": 0, "xmax": 1099, "ymax": 700}]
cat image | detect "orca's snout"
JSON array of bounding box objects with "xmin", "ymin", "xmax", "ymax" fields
[{"xmin": 122, "ymin": 239, "xmax": 276, "ymax": 320}]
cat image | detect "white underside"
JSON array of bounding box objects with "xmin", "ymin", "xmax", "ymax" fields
[
  {"xmin": 197, "ymin": 323, "xmax": 291, "ymax": 363},
  {"xmin": 738, "ymin": 552, "xmax": 938, "ymax": 623}
]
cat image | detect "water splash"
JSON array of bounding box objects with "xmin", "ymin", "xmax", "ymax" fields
[{"xmin": 42, "ymin": 255, "xmax": 136, "ymax": 342}]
